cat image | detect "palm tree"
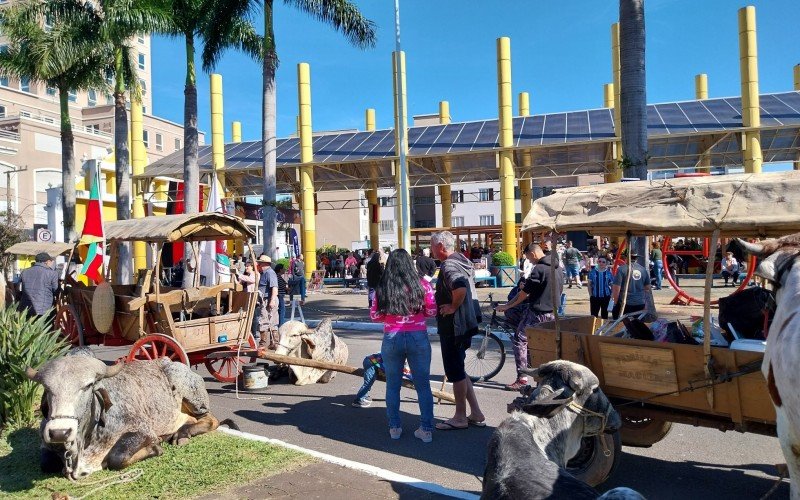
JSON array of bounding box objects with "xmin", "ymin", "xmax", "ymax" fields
[
  {"xmin": 619, "ymin": 0, "xmax": 648, "ymax": 259},
  {"xmin": 0, "ymin": 3, "xmax": 112, "ymax": 242},
  {"xmin": 259, "ymin": 0, "xmax": 376, "ymax": 259}
]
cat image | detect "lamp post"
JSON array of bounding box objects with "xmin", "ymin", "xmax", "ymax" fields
[{"xmin": 393, "ymin": 0, "xmax": 411, "ymax": 250}]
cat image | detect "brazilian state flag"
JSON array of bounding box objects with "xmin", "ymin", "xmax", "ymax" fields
[{"xmin": 78, "ymin": 175, "xmax": 104, "ymax": 284}]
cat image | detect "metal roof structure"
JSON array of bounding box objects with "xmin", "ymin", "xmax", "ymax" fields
[{"xmin": 139, "ymin": 91, "xmax": 800, "ymax": 196}]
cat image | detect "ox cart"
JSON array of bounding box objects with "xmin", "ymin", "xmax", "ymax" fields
[
  {"xmin": 520, "ymin": 172, "xmax": 799, "ymax": 486},
  {"xmin": 57, "ymin": 213, "xmax": 259, "ymax": 383}
]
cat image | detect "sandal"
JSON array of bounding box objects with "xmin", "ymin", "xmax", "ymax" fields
[
  {"xmin": 468, "ymin": 417, "xmax": 487, "ymax": 427},
  {"xmin": 435, "ymin": 420, "xmax": 468, "ymax": 431}
]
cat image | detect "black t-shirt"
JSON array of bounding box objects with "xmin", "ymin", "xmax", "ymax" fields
[
  {"xmin": 417, "ymin": 255, "xmax": 437, "ymax": 278},
  {"xmin": 523, "ymin": 254, "xmax": 564, "ymax": 313},
  {"xmin": 435, "ymin": 258, "xmax": 470, "ymax": 337}
]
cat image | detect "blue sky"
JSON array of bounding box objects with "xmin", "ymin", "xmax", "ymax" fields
[{"xmin": 149, "ymin": 0, "xmax": 799, "ymax": 144}]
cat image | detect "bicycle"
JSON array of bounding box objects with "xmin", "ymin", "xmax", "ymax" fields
[{"xmin": 464, "ymin": 293, "xmax": 513, "ymax": 382}]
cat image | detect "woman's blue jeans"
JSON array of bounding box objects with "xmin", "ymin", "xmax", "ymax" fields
[
  {"xmin": 381, "ymin": 330, "xmax": 433, "ymax": 432},
  {"xmin": 355, "ymin": 357, "xmax": 378, "ymax": 401}
]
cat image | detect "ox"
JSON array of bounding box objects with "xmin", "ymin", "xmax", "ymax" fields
[
  {"xmin": 738, "ymin": 235, "xmax": 800, "ymax": 499},
  {"xmin": 27, "ymin": 354, "xmax": 224, "ymax": 479},
  {"xmin": 274, "ymin": 319, "xmax": 349, "ymax": 385},
  {"xmin": 482, "ymin": 360, "xmax": 642, "ymax": 500}
]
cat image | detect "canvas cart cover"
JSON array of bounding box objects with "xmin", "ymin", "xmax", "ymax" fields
[
  {"xmin": 522, "ymin": 172, "xmax": 800, "ymax": 237},
  {"xmin": 5, "ymin": 242, "xmax": 73, "ymax": 256},
  {"xmin": 103, "ymin": 213, "xmax": 255, "ymax": 243}
]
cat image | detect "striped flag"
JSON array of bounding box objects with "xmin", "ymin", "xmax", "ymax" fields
[{"xmin": 78, "ymin": 173, "xmax": 104, "ymax": 284}]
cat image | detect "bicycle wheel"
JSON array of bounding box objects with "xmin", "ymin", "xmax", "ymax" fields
[{"xmin": 465, "ymin": 330, "xmax": 505, "ymax": 382}]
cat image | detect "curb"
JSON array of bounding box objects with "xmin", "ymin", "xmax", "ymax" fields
[{"xmin": 219, "ymin": 427, "xmax": 478, "ymax": 499}]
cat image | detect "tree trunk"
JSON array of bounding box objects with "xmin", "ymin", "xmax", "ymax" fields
[
  {"xmin": 183, "ymin": 34, "xmax": 199, "ymax": 287},
  {"xmin": 262, "ymin": 0, "xmax": 277, "ymax": 259},
  {"xmin": 619, "ymin": 0, "xmax": 648, "ymax": 261},
  {"xmin": 59, "ymin": 86, "xmax": 77, "ymax": 243},
  {"xmin": 114, "ymin": 50, "xmax": 132, "ymax": 283}
]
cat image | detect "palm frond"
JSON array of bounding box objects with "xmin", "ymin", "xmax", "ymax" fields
[
  {"xmin": 201, "ymin": 14, "xmax": 263, "ymax": 71},
  {"xmin": 283, "ymin": 0, "xmax": 376, "ymax": 49}
]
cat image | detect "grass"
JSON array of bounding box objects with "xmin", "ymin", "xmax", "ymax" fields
[{"xmin": 0, "ymin": 427, "xmax": 312, "ymax": 499}]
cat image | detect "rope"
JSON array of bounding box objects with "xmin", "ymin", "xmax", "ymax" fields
[
  {"xmin": 758, "ymin": 465, "xmax": 788, "ymax": 500},
  {"xmin": 54, "ymin": 468, "xmax": 143, "ymax": 500}
]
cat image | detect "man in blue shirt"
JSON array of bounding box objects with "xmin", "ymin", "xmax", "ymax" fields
[
  {"xmin": 256, "ymin": 255, "xmax": 279, "ymax": 349},
  {"xmin": 587, "ymin": 255, "xmax": 613, "ymax": 319}
]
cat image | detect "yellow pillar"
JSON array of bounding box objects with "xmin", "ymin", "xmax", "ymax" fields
[
  {"xmin": 210, "ymin": 74, "xmax": 225, "ymax": 189},
  {"xmin": 603, "ymin": 83, "xmax": 615, "ymax": 108},
  {"xmin": 232, "ymin": 121, "xmax": 242, "ymax": 143},
  {"xmin": 608, "ymin": 23, "xmax": 622, "ymax": 183},
  {"xmin": 497, "ymin": 37, "xmax": 516, "ymax": 258},
  {"xmin": 695, "ymin": 74, "xmax": 709, "ymax": 100},
  {"xmin": 130, "ymin": 99, "xmax": 146, "ymax": 271},
  {"xmin": 518, "ymin": 92, "xmax": 532, "ymax": 246},
  {"xmin": 439, "ymin": 100, "xmax": 453, "ymax": 228},
  {"xmin": 739, "ymin": 6, "xmax": 762, "ymax": 174},
  {"xmin": 298, "ymin": 63, "xmax": 316, "ymax": 278},
  {"xmin": 365, "ymin": 108, "xmax": 380, "ymax": 251},
  {"xmin": 794, "ymin": 64, "xmax": 800, "ymax": 91},
  {"xmin": 392, "ymin": 51, "xmax": 411, "ymax": 249}
]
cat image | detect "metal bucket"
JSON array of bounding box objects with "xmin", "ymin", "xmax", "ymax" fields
[{"xmin": 242, "ymin": 363, "xmax": 269, "ymax": 390}]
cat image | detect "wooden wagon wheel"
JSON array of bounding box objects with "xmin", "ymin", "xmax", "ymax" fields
[
  {"xmin": 55, "ymin": 303, "xmax": 83, "ymax": 347},
  {"xmin": 204, "ymin": 334, "xmax": 258, "ymax": 383},
  {"xmin": 126, "ymin": 333, "xmax": 189, "ymax": 365}
]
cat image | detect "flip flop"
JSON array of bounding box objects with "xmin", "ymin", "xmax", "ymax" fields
[
  {"xmin": 468, "ymin": 418, "xmax": 487, "ymax": 427},
  {"xmin": 435, "ymin": 420, "xmax": 469, "ymax": 431}
]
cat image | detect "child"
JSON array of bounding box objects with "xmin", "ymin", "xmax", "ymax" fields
[{"xmin": 352, "ymin": 352, "xmax": 412, "ymax": 408}]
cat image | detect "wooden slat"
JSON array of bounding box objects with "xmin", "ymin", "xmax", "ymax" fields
[{"xmin": 599, "ymin": 343, "xmax": 679, "ymax": 394}]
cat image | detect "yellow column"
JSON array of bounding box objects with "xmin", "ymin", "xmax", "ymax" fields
[
  {"xmin": 130, "ymin": 99, "xmax": 147, "ymax": 271},
  {"xmin": 603, "ymin": 83, "xmax": 615, "ymax": 108},
  {"xmin": 695, "ymin": 74, "xmax": 709, "ymax": 100},
  {"xmin": 392, "ymin": 51, "xmax": 411, "ymax": 249},
  {"xmin": 608, "ymin": 23, "xmax": 622, "ymax": 183},
  {"xmin": 232, "ymin": 121, "xmax": 242, "ymax": 143},
  {"xmin": 497, "ymin": 37, "xmax": 516, "ymax": 258},
  {"xmin": 518, "ymin": 92, "xmax": 532, "ymax": 246},
  {"xmin": 365, "ymin": 108, "xmax": 380, "ymax": 250},
  {"xmin": 794, "ymin": 64, "xmax": 800, "ymax": 90},
  {"xmin": 298, "ymin": 63, "xmax": 316, "ymax": 278},
  {"xmin": 739, "ymin": 6, "xmax": 762, "ymax": 174},
  {"xmin": 210, "ymin": 74, "xmax": 226, "ymax": 192},
  {"xmin": 439, "ymin": 100, "xmax": 453, "ymax": 228}
]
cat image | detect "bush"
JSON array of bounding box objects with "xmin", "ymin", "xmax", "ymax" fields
[
  {"xmin": 492, "ymin": 251, "xmax": 516, "ymax": 267},
  {"xmin": 275, "ymin": 258, "xmax": 290, "ymax": 271},
  {"xmin": 0, "ymin": 307, "xmax": 70, "ymax": 430}
]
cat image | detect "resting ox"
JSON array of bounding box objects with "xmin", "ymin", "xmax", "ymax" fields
[
  {"xmin": 28, "ymin": 354, "xmax": 223, "ymax": 479},
  {"xmin": 482, "ymin": 360, "xmax": 642, "ymax": 500},
  {"xmin": 739, "ymin": 235, "xmax": 800, "ymax": 499},
  {"xmin": 274, "ymin": 318, "xmax": 349, "ymax": 385}
]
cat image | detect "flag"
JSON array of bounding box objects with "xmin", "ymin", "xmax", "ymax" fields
[
  {"xmin": 199, "ymin": 175, "xmax": 231, "ymax": 285},
  {"xmin": 78, "ymin": 172, "xmax": 104, "ymax": 284}
]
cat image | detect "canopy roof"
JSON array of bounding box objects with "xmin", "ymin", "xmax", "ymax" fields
[
  {"xmin": 522, "ymin": 171, "xmax": 800, "ymax": 238},
  {"xmin": 5, "ymin": 242, "xmax": 73, "ymax": 256},
  {"xmin": 104, "ymin": 213, "xmax": 255, "ymax": 243},
  {"xmin": 139, "ymin": 91, "xmax": 800, "ymax": 195}
]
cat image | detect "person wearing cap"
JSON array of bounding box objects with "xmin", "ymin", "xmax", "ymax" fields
[
  {"xmin": 19, "ymin": 252, "xmax": 59, "ymax": 318},
  {"xmin": 256, "ymin": 254, "xmax": 279, "ymax": 349},
  {"xmin": 609, "ymin": 250, "xmax": 651, "ymax": 320}
]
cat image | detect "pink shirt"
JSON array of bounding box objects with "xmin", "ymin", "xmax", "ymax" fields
[{"xmin": 370, "ymin": 278, "xmax": 437, "ymax": 333}]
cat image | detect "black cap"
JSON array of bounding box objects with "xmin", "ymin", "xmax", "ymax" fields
[{"xmin": 35, "ymin": 252, "xmax": 53, "ymax": 263}]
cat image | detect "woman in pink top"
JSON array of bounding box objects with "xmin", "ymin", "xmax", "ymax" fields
[{"xmin": 371, "ymin": 249, "xmax": 437, "ymax": 443}]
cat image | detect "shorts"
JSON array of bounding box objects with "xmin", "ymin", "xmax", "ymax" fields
[
  {"xmin": 439, "ymin": 333, "xmax": 472, "ymax": 383},
  {"xmin": 566, "ymin": 264, "xmax": 581, "ymax": 278}
]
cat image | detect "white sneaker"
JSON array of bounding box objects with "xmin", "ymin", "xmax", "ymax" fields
[
  {"xmin": 389, "ymin": 427, "xmax": 403, "ymax": 440},
  {"xmin": 414, "ymin": 428, "xmax": 432, "ymax": 443}
]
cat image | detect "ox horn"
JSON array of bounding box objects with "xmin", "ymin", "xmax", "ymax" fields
[
  {"xmin": 25, "ymin": 366, "xmax": 38, "ymax": 380},
  {"xmin": 102, "ymin": 362, "xmax": 124, "ymax": 379},
  {"xmin": 735, "ymin": 238, "xmax": 766, "ymax": 256}
]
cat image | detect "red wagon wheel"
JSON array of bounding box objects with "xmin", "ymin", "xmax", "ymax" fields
[
  {"xmin": 204, "ymin": 334, "xmax": 258, "ymax": 383},
  {"xmin": 126, "ymin": 333, "xmax": 189, "ymax": 365},
  {"xmin": 55, "ymin": 304, "xmax": 83, "ymax": 346}
]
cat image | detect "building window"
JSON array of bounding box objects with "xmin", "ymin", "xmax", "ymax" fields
[
  {"xmin": 452, "ymin": 190, "xmax": 464, "ymax": 203},
  {"xmin": 105, "ymin": 94, "xmax": 113, "ymax": 105},
  {"xmin": 479, "ymin": 215, "xmax": 495, "ymax": 226},
  {"xmin": 378, "ymin": 196, "xmax": 395, "ymax": 207},
  {"xmin": 415, "ymin": 195, "xmax": 435, "ymax": 205},
  {"xmin": 142, "ymin": 106, "xmax": 147, "ymax": 115},
  {"xmin": 379, "ymin": 220, "xmax": 394, "ymax": 233},
  {"xmin": 452, "ymin": 216, "xmax": 465, "ymax": 227},
  {"xmin": 0, "ymin": 44, "xmax": 7, "ymax": 55},
  {"xmin": 87, "ymin": 89, "xmax": 97, "ymax": 106},
  {"xmin": 155, "ymin": 133, "xmax": 163, "ymax": 151},
  {"xmin": 415, "ymin": 219, "xmax": 435, "ymax": 229},
  {"xmin": 175, "ymin": 138, "xmax": 181, "ymax": 150},
  {"xmin": 142, "ymin": 130, "xmax": 149, "ymax": 148},
  {"xmin": 478, "ymin": 188, "xmax": 494, "ymax": 202},
  {"xmin": 87, "ymin": 124, "xmax": 100, "ymax": 133},
  {"xmin": 139, "ymin": 79, "xmax": 147, "ymax": 96},
  {"xmin": 68, "ymin": 90, "xmax": 77, "ymax": 103},
  {"xmin": 137, "ymin": 53, "xmax": 145, "ymax": 70},
  {"xmin": 0, "ymin": 76, "xmax": 8, "ymax": 87},
  {"xmin": 19, "ymin": 77, "xmax": 30, "ymax": 93},
  {"xmin": 137, "ymin": 35, "xmax": 145, "ymax": 44},
  {"xmin": 44, "ymin": 14, "xmax": 53, "ymax": 30},
  {"xmin": 45, "ymin": 86, "xmax": 56, "ymax": 96},
  {"xmin": 0, "ymin": 105, "xmax": 5, "ymax": 118}
]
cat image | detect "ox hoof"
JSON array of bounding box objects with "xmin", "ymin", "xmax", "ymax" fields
[{"xmin": 151, "ymin": 444, "xmax": 164, "ymax": 456}]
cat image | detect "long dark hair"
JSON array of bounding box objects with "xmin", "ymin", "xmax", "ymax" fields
[{"xmin": 376, "ymin": 249, "xmax": 425, "ymax": 316}]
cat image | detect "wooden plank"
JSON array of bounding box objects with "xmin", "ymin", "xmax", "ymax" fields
[{"xmin": 599, "ymin": 343, "xmax": 679, "ymax": 394}]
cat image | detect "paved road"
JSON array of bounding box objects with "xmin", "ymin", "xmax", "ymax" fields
[{"xmin": 95, "ymin": 283, "xmax": 789, "ymax": 498}]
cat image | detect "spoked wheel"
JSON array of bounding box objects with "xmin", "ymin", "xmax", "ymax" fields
[
  {"xmin": 204, "ymin": 334, "xmax": 258, "ymax": 383},
  {"xmin": 465, "ymin": 330, "xmax": 506, "ymax": 382},
  {"xmin": 126, "ymin": 333, "xmax": 189, "ymax": 365},
  {"xmin": 55, "ymin": 304, "xmax": 83, "ymax": 346}
]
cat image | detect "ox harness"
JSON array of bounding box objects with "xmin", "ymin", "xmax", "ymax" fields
[{"xmin": 46, "ymin": 386, "xmax": 112, "ymax": 475}]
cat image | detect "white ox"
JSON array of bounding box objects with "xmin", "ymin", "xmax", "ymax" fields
[
  {"xmin": 274, "ymin": 319, "xmax": 349, "ymax": 385},
  {"xmin": 739, "ymin": 235, "xmax": 800, "ymax": 499}
]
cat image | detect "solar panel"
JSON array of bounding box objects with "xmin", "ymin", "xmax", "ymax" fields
[
  {"xmin": 759, "ymin": 94, "xmax": 796, "ymax": 126},
  {"xmin": 326, "ymin": 132, "xmax": 371, "ymax": 162},
  {"xmin": 646, "ymin": 105, "xmax": 668, "ymax": 135},
  {"xmin": 340, "ymin": 131, "xmax": 380, "ymax": 162},
  {"xmin": 565, "ymin": 111, "xmax": 590, "ymax": 142},
  {"xmin": 587, "ymin": 109, "xmax": 614, "ymax": 140},
  {"xmin": 409, "ymin": 125, "xmax": 446, "ymax": 156},
  {"xmin": 703, "ymin": 98, "xmax": 743, "ymax": 129},
  {"xmin": 473, "ymin": 120, "xmax": 498, "ymax": 150},
  {"xmin": 676, "ymin": 101, "xmax": 721, "ymax": 132},
  {"xmin": 655, "ymin": 103, "xmax": 696, "ymax": 135},
  {"xmin": 427, "ymin": 123, "xmax": 464, "ymax": 155},
  {"xmin": 519, "ymin": 115, "xmax": 545, "ymax": 146},
  {"xmin": 451, "ymin": 121, "xmax": 483, "ymax": 152},
  {"xmin": 542, "ymin": 113, "xmax": 566, "ymax": 145}
]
